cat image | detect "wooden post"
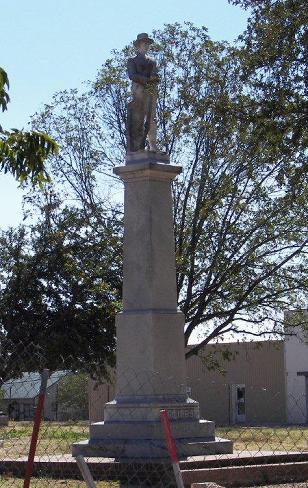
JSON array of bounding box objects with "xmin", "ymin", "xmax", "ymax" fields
[
  {"xmin": 23, "ymin": 369, "xmax": 49, "ymax": 488},
  {"xmin": 160, "ymin": 409, "xmax": 185, "ymax": 488},
  {"xmin": 75, "ymin": 455, "xmax": 97, "ymax": 488}
]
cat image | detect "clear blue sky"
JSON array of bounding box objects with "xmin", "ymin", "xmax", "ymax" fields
[{"xmin": 0, "ymin": 0, "xmax": 248, "ymax": 229}]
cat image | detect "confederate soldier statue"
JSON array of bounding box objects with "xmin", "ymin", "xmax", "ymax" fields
[{"xmin": 127, "ymin": 33, "xmax": 159, "ymax": 153}]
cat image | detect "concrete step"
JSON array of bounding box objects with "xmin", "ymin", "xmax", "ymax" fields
[
  {"xmin": 181, "ymin": 438, "xmax": 233, "ymax": 457},
  {"xmin": 184, "ymin": 461, "xmax": 308, "ymax": 487},
  {"xmin": 90, "ymin": 419, "xmax": 215, "ymax": 440},
  {"xmin": 72, "ymin": 436, "xmax": 233, "ymax": 460}
]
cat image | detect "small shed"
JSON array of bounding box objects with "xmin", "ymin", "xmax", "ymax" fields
[{"xmin": 1, "ymin": 371, "xmax": 70, "ymax": 421}]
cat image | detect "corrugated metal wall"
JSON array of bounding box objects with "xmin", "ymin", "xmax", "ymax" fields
[{"xmin": 186, "ymin": 341, "xmax": 286, "ymax": 425}]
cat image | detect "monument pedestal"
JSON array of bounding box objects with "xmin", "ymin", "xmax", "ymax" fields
[{"xmin": 73, "ymin": 157, "xmax": 232, "ymax": 460}]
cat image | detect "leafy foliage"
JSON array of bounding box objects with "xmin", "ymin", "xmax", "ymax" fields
[
  {"xmin": 0, "ymin": 203, "xmax": 122, "ymax": 378},
  {"xmin": 0, "ymin": 67, "xmax": 58, "ymax": 184},
  {"xmin": 0, "ymin": 129, "xmax": 58, "ymax": 184},
  {"xmin": 30, "ymin": 89, "xmax": 117, "ymax": 205},
  {"xmin": 0, "ymin": 67, "xmax": 10, "ymax": 114},
  {"xmin": 229, "ymin": 0, "xmax": 307, "ymax": 164},
  {"xmin": 57, "ymin": 373, "xmax": 89, "ymax": 419}
]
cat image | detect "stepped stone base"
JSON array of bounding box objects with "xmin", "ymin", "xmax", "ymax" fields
[{"xmin": 72, "ymin": 397, "xmax": 233, "ymax": 460}]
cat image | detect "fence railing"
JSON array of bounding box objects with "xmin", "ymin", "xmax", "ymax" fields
[{"xmin": 0, "ymin": 340, "xmax": 307, "ymax": 487}]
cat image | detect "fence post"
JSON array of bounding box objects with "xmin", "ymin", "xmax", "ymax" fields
[
  {"xmin": 75, "ymin": 455, "xmax": 98, "ymax": 488},
  {"xmin": 160, "ymin": 409, "xmax": 185, "ymax": 488},
  {"xmin": 23, "ymin": 369, "xmax": 49, "ymax": 488}
]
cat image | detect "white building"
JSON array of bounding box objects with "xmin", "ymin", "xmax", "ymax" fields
[{"xmin": 284, "ymin": 310, "xmax": 308, "ymax": 424}]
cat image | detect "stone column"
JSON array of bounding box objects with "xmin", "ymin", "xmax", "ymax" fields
[{"xmin": 113, "ymin": 162, "xmax": 187, "ymax": 400}]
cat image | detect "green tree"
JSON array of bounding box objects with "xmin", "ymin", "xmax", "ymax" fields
[
  {"xmin": 0, "ymin": 67, "xmax": 58, "ymax": 184},
  {"xmin": 3, "ymin": 22, "xmax": 308, "ymax": 364},
  {"xmin": 0, "ymin": 201, "xmax": 122, "ymax": 379},
  {"xmin": 228, "ymin": 0, "xmax": 307, "ymax": 170},
  {"xmin": 57, "ymin": 373, "xmax": 89, "ymax": 420}
]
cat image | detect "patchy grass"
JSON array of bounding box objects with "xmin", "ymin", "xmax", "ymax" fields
[
  {"xmin": 1, "ymin": 421, "xmax": 88, "ymax": 441},
  {"xmin": 0, "ymin": 478, "xmax": 119, "ymax": 487},
  {"xmin": 216, "ymin": 426, "xmax": 308, "ymax": 452},
  {"xmin": 0, "ymin": 421, "xmax": 88, "ymax": 458},
  {"xmin": 0, "ymin": 422, "xmax": 307, "ymax": 460}
]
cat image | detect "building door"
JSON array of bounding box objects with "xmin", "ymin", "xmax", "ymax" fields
[{"xmin": 231, "ymin": 384, "xmax": 246, "ymax": 423}]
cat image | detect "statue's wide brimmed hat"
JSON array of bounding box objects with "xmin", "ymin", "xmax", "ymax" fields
[{"xmin": 133, "ymin": 33, "xmax": 154, "ymax": 47}]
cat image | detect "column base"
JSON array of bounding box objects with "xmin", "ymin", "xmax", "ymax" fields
[
  {"xmin": 72, "ymin": 397, "xmax": 233, "ymax": 460},
  {"xmin": 72, "ymin": 435, "xmax": 233, "ymax": 460}
]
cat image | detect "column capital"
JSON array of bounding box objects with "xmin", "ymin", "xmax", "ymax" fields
[{"xmin": 114, "ymin": 162, "xmax": 182, "ymax": 182}]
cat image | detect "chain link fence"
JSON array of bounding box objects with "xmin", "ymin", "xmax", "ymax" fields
[{"xmin": 0, "ymin": 340, "xmax": 307, "ymax": 487}]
